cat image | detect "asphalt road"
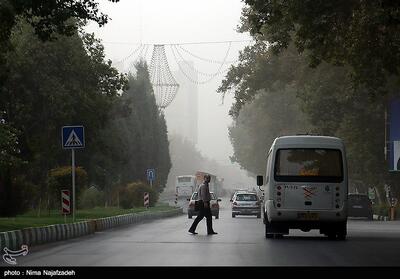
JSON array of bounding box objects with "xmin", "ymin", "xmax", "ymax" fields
[{"xmin": 3, "ymin": 199, "xmax": 400, "ymax": 266}]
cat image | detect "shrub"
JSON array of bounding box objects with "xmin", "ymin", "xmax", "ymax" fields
[
  {"xmin": 119, "ymin": 181, "xmax": 159, "ymax": 209},
  {"xmin": 79, "ymin": 186, "xmax": 105, "ymax": 209},
  {"xmin": 47, "ymin": 166, "xmax": 88, "ymax": 209},
  {"xmin": 373, "ymin": 204, "xmax": 389, "ymax": 216}
]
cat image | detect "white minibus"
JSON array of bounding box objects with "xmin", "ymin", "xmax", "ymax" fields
[{"xmin": 257, "ymin": 135, "xmax": 348, "ymax": 239}]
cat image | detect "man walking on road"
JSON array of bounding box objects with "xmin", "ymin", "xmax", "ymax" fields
[{"xmin": 188, "ymin": 174, "xmax": 217, "ymax": 235}]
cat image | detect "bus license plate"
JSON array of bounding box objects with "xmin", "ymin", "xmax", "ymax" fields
[{"xmin": 297, "ymin": 213, "xmax": 319, "ymax": 221}]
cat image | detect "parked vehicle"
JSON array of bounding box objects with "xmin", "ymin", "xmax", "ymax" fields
[
  {"xmin": 257, "ymin": 135, "xmax": 348, "ymax": 239},
  {"xmin": 187, "ymin": 191, "xmax": 221, "ymax": 219},
  {"xmin": 231, "ymin": 191, "xmax": 261, "ymax": 218},
  {"xmin": 347, "ymin": 193, "xmax": 373, "ymax": 220}
]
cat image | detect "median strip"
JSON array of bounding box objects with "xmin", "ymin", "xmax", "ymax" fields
[{"xmin": 0, "ymin": 208, "xmax": 183, "ymax": 251}]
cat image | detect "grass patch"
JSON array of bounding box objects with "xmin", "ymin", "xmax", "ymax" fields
[{"xmin": 0, "ymin": 205, "xmax": 176, "ymax": 232}]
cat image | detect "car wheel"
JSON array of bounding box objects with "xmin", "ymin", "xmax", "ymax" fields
[
  {"xmin": 188, "ymin": 215, "xmax": 192, "ymax": 219},
  {"xmin": 257, "ymin": 214, "xmax": 261, "ymax": 219},
  {"xmin": 232, "ymin": 213, "xmax": 236, "ymax": 218},
  {"xmin": 215, "ymin": 215, "xmax": 219, "ymax": 219}
]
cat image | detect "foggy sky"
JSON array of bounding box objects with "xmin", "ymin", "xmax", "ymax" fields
[{"xmin": 85, "ymin": 0, "xmax": 252, "ymax": 168}]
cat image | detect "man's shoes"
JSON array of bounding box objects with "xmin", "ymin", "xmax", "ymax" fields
[
  {"xmin": 207, "ymin": 231, "xmax": 218, "ymax": 235},
  {"xmin": 188, "ymin": 230, "xmax": 198, "ymax": 235}
]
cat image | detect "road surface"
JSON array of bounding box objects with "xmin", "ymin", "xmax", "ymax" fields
[{"xmin": 2, "ymin": 199, "xmax": 400, "ymax": 266}]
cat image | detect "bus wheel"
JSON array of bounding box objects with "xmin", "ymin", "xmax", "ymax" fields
[
  {"xmin": 337, "ymin": 232, "xmax": 346, "ymax": 240},
  {"xmin": 265, "ymin": 220, "xmax": 273, "ymax": 238},
  {"xmin": 327, "ymin": 232, "xmax": 336, "ymax": 240},
  {"xmin": 337, "ymin": 222, "xmax": 347, "ymax": 240}
]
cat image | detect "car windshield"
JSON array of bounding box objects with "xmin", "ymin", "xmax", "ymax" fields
[
  {"xmin": 236, "ymin": 194, "xmax": 257, "ymax": 201},
  {"xmin": 349, "ymin": 195, "xmax": 370, "ymax": 204},
  {"xmin": 192, "ymin": 192, "xmax": 216, "ymax": 200}
]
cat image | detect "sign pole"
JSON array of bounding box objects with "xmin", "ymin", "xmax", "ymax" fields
[
  {"xmin": 62, "ymin": 125, "xmax": 84, "ymax": 224},
  {"xmin": 72, "ymin": 148, "xmax": 76, "ymax": 223}
]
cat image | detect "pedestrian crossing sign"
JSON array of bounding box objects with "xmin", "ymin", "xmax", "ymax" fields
[{"xmin": 62, "ymin": 126, "xmax": 85, "ymax": 149}]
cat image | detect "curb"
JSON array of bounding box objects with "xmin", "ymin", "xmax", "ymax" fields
[
  {"xmin": 0, "ymin": 221, "xmax": 93, "ymax": 252},
  {"xmin": 0, "ymin": 208, "xmax": 183, "ymax": 251},
  {"xmin": 94, "ymin": 208, "xmax": 183, "ymax": 231},
  {"xmin": 373, "ymin": 214, "xmax": 389, "ymax": 221}
]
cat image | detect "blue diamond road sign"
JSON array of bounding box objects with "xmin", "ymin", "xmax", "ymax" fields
[
  {"xmin": 147, "ymin": 169, "xmax": 155, "ymax": 181},
  {"xmin": 62, "ymin": 126, "xmax": 85, "ymax": 149}
]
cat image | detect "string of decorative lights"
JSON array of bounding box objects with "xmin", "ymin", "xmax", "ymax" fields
[
  {"xmin": 111, "ymin": 39, "xmax": 252, "ymax": 67},
  {"xmin": 103, "ymin": 39, "xmax": 253, "ymax": 46},
  {"xmin": 170, "ymin": 44, "xmax": 233, "ymax": 78},
  {"xmin": 110, "ymin": 40, "xmax": 254, "ymax": 108},
  {"xmin": 169, "ymin": 42, "xmax": 233, "ymax": 85},
  {"xmin": 149, "ymin": 45, "xmax": 179, "ymax": 109},
  {"xmin": 128, "ymin": 44, "xmax": 151, "ymax": 72},
  {"xmin": 114, "ymin": 44, "xmax": 146, "ymax": 64},
  {"xmin": 176, "ymin": 44, "xmax": 239, "ymax": 65}
]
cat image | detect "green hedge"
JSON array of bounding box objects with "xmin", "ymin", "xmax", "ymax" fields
[
  {"xmin": 119, "ymin": 181, "xmax": 159, "ymax": 209},
  {"xmin": 79, "ymin": 187, "xmax": 105, "ymax": 209},
  {"xmin": 373, "ymin": 204, "xmax": 400, "ymax": 219}
]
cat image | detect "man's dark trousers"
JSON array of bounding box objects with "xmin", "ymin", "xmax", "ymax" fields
[{"xmin": 189, "ymin": 200, "xmax": 214, "ymax": 233}]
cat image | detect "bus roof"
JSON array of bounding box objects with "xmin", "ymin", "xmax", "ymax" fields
[{"xmin": 272, "ymin": 135, "xmax": 344, "ymax": 149}]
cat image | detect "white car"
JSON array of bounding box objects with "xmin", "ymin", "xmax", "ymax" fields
[
  {"xmin": 231, "ymin": 191, "xmax": 261, "ymax": 218},
  {"xmin": 187, "ymin": 192, "xmax": 221, "ymax": 219}
]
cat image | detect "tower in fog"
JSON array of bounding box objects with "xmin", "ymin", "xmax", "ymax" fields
[{"xmin": 164, "ymin": 61, "xmax": 198, "ymax": 146}]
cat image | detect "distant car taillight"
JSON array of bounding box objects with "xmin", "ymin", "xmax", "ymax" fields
[{"xmin": 212, "ymin": 203, "xmax": 218, "ymax": 208}]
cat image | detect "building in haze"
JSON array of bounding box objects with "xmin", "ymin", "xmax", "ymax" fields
[{"xmin": 164, "ymin": 61, "xmax": 198, "ymax": 146}]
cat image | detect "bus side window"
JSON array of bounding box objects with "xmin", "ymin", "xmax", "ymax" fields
[{"xmin": 266, "ymin": 151, "xmax": 272, "ymax": 184}]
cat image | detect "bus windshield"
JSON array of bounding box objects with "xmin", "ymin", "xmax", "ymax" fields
[
  {"xmin": 178, "ymin": 177, "xmax": 193, "ymax": 183},
  {"xmin": 274, "ymin": 148, "xmax": 343, "ymax": 182}
]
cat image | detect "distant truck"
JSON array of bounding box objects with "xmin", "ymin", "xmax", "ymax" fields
[
  {"xmin": 175, "ymin": 175, "xmax": 196, "ymax": 199},
  {"xmin": 195, "ymin": 171, "xmax": 218, "ymax": 196}
]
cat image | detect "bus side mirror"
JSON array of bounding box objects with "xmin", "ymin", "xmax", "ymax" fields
[{"xmin": 257, "ymin": 175, "xmax": 263, "ymax": 186}]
